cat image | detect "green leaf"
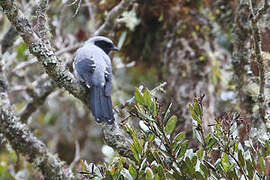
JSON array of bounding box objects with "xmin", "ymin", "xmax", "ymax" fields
[
  {"xmin": 194, "ymin": 130, "xmax": 203, "ymax": 144},
  {"xmin": 163, "ymin": 103, "xmax": 172, "ymax": 123},
  {"xmin": 193, "ymin": 103, "xmax": 202, "ymax": 120},
  {"xmin": 135, "ymin": 88, "xmax": 144, "ymax": 104},
  {"xmin": 192, "ymin": 156, "xmax": 198, "ymax": 166},
  {"xmin": 177, "ymin": 140, "xmax": 188, "ymax": 159},
  {"xmin": 132, "ymin": 134, "xmax": 143, "ymax": 156},
  {"xmin": 196, "ymin": 148, "xmax": 204, "ymax": 160},
  {"xmin": 238, "ymin": 149, "xmax": 245, "ymax": 168},
  {"xmin": 174, "ymin": 132, "xmax": 186, "ymax": 142},
  {"xmin": 140, "ymin": 158, "xmax": 147, "ymax": 171},
  {"xmin": 144, "ymin": 88, "xmax": 152, "ymax": 109},
  {"xmin": 206, "ymin": 137, "xmax": 217, "ymax": 149},
  {"xmin": 185, "ymin": 157, "xmax": 195, "ymax": 175},
  {"xmin": 16, "ymin": 42, "xmax": 27, "ymax": 59},
  {"xmin": 195, "ymin": 171, "xmax": 204, "ymax": 180},
  {"xmin": 246, "ymin": 160, "xmax": 254, "ymax": 180},
  {"xmin": 188, "ymin": 104, "xmax": 200, "ymax": 123},
  {"xmin": 80, "ymin": 160, "xmax": 87, "ymax": 172},
  {"xmin": 130, "ymin": 144, "xmax": 140, "ymax": 162},
  {"xmin": 200, "ymin": 163, "xmax": 210, "ymax": 178},
  {"xmin": 203, "ymin": 160, "xmax": 216, "ymax": 172},
  {"xmin": 165, "ymin": 115, "xmax": 177, "ymax": 135},
  {"xmin": 118, "ymin": 158, "xmax": 123, "ymax": 169},
  {"xmin": 104, "ymin": 170, "xmax": 113, "ymax": 179},
  {"xmin": 151, "ymin": 98, "xmax": 157, "ymax": 117},
  {"xmin": 156, "ymin": 165, "xmax": 166, "ymax": 179},
  {"xmin": 145, "ymin": 167, "xmax": 154, "ymax": 180},
  {"xmin": 128, "ymin": 165, "xmax": 137, "ymax": 178},
  {"xmin": 172, "ymin": 142, "xmax": 181, "ymax": 155},
  {"xmin": 221, "ymin": 153, "xmax": 230, "ymax": 172},
  {"xmin": 259, "ymin": 156, "xmax": 264, "ymax": 173}
]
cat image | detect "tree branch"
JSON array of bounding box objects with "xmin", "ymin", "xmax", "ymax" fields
[
  {"xmin": 19, "ymin": 76, "xmax": 56, "ymax": 123},
  {"xmin": 0, "ymin": 0, "xmax": 136, "ymax": 161},
  {"xmin": 94, "ymin": 0, "xmax": 134, "ymax": 35},
  {"xmin": 36, "ymin": 0, "xmax": 49, "ymax": 44},
  {"xmin": 1, "ymin": 26, "xmax": 18, "ymax": 53},
  {"xmin": 0, "ymin": 49, "xmax": 74, "ymax": 179},
  {"xmin": 1, "ymin": 0, "xmax": 87, "ymax": 102},
  {"xmin": 9, "ymin": 0, "xmax": 134, "ymax": 122},
  {"xmin": 232, "ymin": 2, "xmax": 254, "ymax": 122},
  {"xmin": 249, "ymin": 0, "xmax": 269, "ymax": 122}
]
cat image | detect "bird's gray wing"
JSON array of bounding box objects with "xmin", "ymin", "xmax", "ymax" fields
[
  {"xmin": 74, "ymin": 58, "xmax": 96, "ymax": 87},
  {"xmin": 104, "ymin": 66, "xmax": 112, "ymax": 96}
]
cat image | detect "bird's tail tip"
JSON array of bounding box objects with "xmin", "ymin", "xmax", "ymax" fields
[
  {"xmin": 95, "ymin": 117, "xmax": 115, "ymax": 125},
  {"xmin": 90, "ymin": 86, "xmax": 115, "ymax": 125}
]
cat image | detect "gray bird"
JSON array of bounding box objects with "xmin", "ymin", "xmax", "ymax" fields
[{"xmin": 73, "ymin": 36, "xmax": 118, "ymax": 124}]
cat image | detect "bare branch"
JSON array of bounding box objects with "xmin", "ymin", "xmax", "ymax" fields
[
  {"xmin": 0, "ymin": 0, "xmax": 86, "ymax": 101},
  {"xmin": 0, "ymin": 49, "xmax": 74, "ymax": 179},
  {"xmin": 69, "ymin": 140, "xmax": 80, "ymax": 170},
  {"xmin": 232, "ymin": 3, "xmax": 254, "ymax": 122},
  {"xmin": 249, "ymin": 0, "xmax": 269, "ymax": 122},
  {"xmin": 12, "ymin": 43, "xmax": 83, "ymax": 72},
  {"xmin": 255, "ymin": 0, "xmax": 269, "ymax": 21},
  {"xmin": 1, "ymin": 26, "xmax": 18, "ymax": 53},
  {"xmin": 86, "ymin": 0, "xmax": 96, "ymax": 31},
  {"xmin": 94, "ymin": 0, "xmax": 134, "ymax": 36},
  {"xmin": 0, "ymin": 0, "xmax": 138, "ymax": 162},
  {"xmin": 19, "ymin": 80, "xmax": 56, "ymax": 123},
  {"xmin": 12, "ymin": 58, "xmax": 38, "ymax": 72},
  {"xmin": 55, "ymin": 42, "xmax": 83, "ymax": 56},
  {"xmin": 36, "ymin": 0, "xmax": 49, "ymax": 44},
  {"xmin": 73, "ymin": 0, "xmax": 82, "ymax": 17}
]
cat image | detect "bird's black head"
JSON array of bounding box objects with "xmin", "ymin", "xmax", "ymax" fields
[{"xmin": 86, "ymin": 36, "xmax": 119, "ymax": 55}]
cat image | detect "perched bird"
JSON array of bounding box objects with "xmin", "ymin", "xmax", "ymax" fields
[{"xmin": 73, "ymin": 36, "xmax": 118, "ymax": 124}]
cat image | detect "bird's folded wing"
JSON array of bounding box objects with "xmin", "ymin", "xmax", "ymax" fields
[{"xmin": 74, "ymin": 58, "xmax": 96, "ymax": 87}]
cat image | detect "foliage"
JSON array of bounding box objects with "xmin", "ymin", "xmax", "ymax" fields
[{"xmin": 80, "ymin": 89, "xmax": 270, "ymax": 179}]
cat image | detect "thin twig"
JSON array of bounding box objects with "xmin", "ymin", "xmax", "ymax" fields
[
  {"xmin": 12, "ymin": 43, "xmax": 83, "ymax": 72},
  {"xmin": 19, "ymin": 82, "xmax": 56, "ymax": 123},
  {"xmin": 69, "ymin": 140, "xmax": 80, "ymax": 170},
  {"xmin": 73, "ymin": 0, "xmax": 82, "ymax": 17},
  {"xmin": 86, "ymin": 0, "xmax": 96, "ymax": 31},
  {"xmin": 94, "ymin": 0, "xmax": 134, "ymax": 36},
  {"xmin": 255, "ymin": 0, "xmax": 269, "ymax": 21},
  {"xmin": 36, "ymin": 0, "xmax": 49, "ymax": 44}
]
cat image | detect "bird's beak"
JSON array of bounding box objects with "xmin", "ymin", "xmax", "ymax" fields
[{"xmin": 111, "ymin": 46, "xmax": 119, "ymax": 51}]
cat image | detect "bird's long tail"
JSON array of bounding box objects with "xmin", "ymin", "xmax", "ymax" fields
[{"xmin": 90, "ymin": 86, "xmax": 114, "ymax": 124}]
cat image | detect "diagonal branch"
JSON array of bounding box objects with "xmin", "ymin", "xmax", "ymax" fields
[
  {"xmin": 94, "ymin": 0, "xmax": 134, "ymax": 35},
  {"xmin": 0, "ymin": 0, "xmax": 87, "ymax": 103},
  {"xmin": 19, "ymin": 76, "xmax": 56, "ymax": 123},
  {"xmin": 0, "ymin": 0, "xmax": 136, "ymax": 161},
  {"xmin": 0, "ymin": 50, "xmax": 74, "ymax": 179},
  {"xmin": 10, "ymin": 0, "xmax": 135, "ymax": 123}
]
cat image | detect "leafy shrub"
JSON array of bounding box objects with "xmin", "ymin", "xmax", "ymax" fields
[{"xmin": 80, "ymin": 88, "xmax": 270, "ymax": 180}]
